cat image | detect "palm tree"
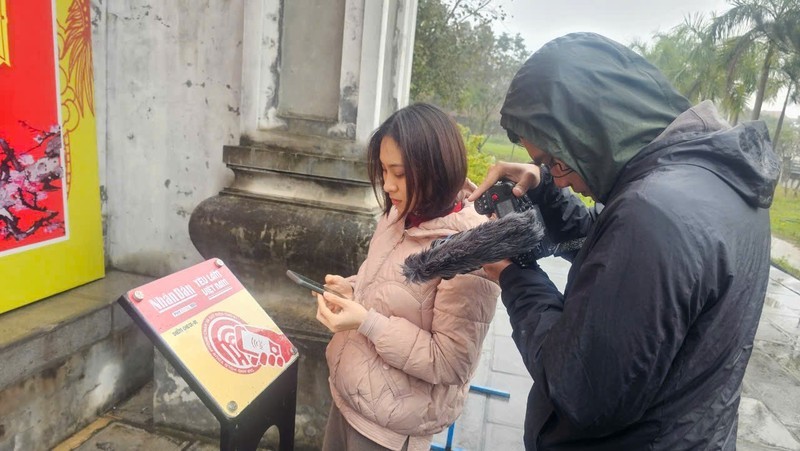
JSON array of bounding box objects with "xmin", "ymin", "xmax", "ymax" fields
[
  {"xmin": 772, "ymin": 54, "xmax": 800, "ymax": 150},
  {"xmin": 632, "ymin": 16, "xmax": 757, "ymax": 123},
  {"xmin": 717, "ymin": 37, "xmax": 763, "ymax": 123},
  {"xmin": 637, "ymin": 16, "xmax": 723, "ymax": 103},
  {"xmin": 710, "ymin": 0, "xmax": 800, "ymax": 120}
]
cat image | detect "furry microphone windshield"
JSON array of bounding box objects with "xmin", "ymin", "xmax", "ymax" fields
[{"xmin": 402, "ymin": 209, "xmax": 546, "ymax": 283}]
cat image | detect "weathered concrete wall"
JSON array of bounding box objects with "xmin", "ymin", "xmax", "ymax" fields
[
  {"xmin": 0, "ymin": 272, "xmax": 155, "ymax": 451},
  {"xmin": 82, "ymin": 1, "xmax": 418, "ymax": 449},
  {"xmin": 0, "ymin": 327, "xmax": 152, "ymax": 451},
  {"xmin": 91, "ymin": 0, "xmax": 244, "ymax": 277},
  {"xmin": 280, "ymin": 0, "xmax": 346, "ymax": 121}
]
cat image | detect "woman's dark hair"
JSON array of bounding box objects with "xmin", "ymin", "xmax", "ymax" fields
[{"xmin": 367, "ymin": 103, "xmax": 467, "ymax": 219}]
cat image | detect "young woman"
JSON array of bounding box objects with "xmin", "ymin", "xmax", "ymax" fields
[{"xmin": 314, "ymin": 103, "xmax": 500, "ymax": 451}]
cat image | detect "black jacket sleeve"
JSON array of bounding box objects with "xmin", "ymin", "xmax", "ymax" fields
[
  {"xmin": 500, "ymin": 194, "xmax": 699, "ymax": 435},
  {"xmin": 499, "ymin": 264, "xmax": 564, "ymax": 379}
]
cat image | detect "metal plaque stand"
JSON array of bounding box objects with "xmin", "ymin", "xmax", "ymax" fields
[
  {"xmin": 118, "ymin": 258, "xmax": 299, "ymax": 451},
  {"xmin": 219, "ymin": 360, "xmax": 297, "ymax": 451}
]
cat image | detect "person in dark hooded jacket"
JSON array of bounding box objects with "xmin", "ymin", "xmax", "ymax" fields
[{"xmin": 468, "ymin": 32, "xmax": 780, "ymax": 450}]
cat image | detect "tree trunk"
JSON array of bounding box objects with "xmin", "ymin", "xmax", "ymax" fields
[
  {"xmin": 477, "ymin": 112, "xmax": 490, "ymax": 136},
  {"xmin": 751, "ymin": 44, "xmax": 775, "ymax": 120},
  {"xmin": 772, "ymin": 84, "xmax": 793, "ymax": 151}
]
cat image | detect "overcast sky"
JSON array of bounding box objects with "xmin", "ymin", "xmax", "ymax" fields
[{"xmin": 493, "ymin": 0, "xmax": 799, "ymax": 118}]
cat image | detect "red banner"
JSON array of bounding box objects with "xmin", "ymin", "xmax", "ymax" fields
[{"xmin": 0, "ymin": 0, "xmax": 68, "ymax": 253}]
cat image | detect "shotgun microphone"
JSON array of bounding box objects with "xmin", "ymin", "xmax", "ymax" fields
[{"xmin": 402, "ymin": 209, "xmax": 547, "ymax": 283}]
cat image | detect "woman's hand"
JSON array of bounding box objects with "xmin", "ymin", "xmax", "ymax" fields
[
  {"xmin": 316, "ymin": 292, "xmax": 368, "ymax": 333},
  {"xmin": 467, "ymin": 162, "xmax": 542, "ymax": 204},
  {"xmin": 322, "ymin": 274, "xmax": 353, "ymax": 299}
]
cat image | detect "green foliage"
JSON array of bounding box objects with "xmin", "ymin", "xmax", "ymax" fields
[
  {"xmin": 771, "ymin": 55, "xmax": 800, "ymax": 149},
  {"xmin": 412, "ymin": 0, "xmax": 469, "ymax": 108},
  {"xmin": 411, "ymin": 0, "xmax": 528, "ymax": 135},
  {"xmin": 633, "ymin": 1, "xmax": 800, "ymax": 148},
  {"xmin": 460, "ymin": 124, "xmax": 494, "ymax": 184},
  {"xmin": 708, "ymin": 0, "xmax": 800, "ymax": 120},
  {"xmin": 632, "ymin": 15, "xmax": 725, "ymax": 105},
  {"xmin": 459, "ymin": 28, "xmax": 529, "ymax": 135},
  {"xmin": 759, "ymin": 114, "xmax": 800, "ymax": 159},
  {"xmin": 631, "ymin": 15, "xmax": 763, "ymax": 123}
]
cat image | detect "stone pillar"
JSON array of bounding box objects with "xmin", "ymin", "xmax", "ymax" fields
[{"xmin": 155, "ymin": 1, "xmax": 418, "ymax": 449}]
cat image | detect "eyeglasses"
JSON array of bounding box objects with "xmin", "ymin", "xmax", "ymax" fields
[
  {"xmin": 506, "ymin": 129, "xmax": 574, "ymax": 176},
  {"xmin": 541, "ymin": 157, "xmax": 575, "ymax": 177}
]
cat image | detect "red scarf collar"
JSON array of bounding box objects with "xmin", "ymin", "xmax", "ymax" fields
[{"xmin": 405, "ymin": 201, "xmax": 464, "ymax": 229}]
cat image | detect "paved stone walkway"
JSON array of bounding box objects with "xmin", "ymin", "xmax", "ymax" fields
[
  {"xmin": 57, "ymin": 241, "xmax": 800, "ymax": 451},
  {"xmin": 773, "ymin": 236, "xmax": 800, "ymax": 272}
]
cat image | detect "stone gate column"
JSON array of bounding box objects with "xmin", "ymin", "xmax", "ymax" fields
[{"xmin": 156, "ymin": 1, "xmax": 418, "ymax": 449}]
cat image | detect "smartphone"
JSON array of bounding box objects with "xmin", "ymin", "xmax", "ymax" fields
[{"xmin": 285, "ymin": 270, "xmax": 345, "ymax": 298}]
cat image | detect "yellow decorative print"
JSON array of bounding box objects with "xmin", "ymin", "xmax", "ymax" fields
[
  {"xmin": 0, "ymin": 0, "xmax": 9, "ymax": 67},
  {"xmin": 57, "ymin": 0, "xmax": 93, "ymax": 195},
  {"xmin": 59, "ymin": 0, "xmax": 93, "ymax": 115}
]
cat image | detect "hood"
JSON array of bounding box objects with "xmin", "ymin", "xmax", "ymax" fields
[
  {"xmin": 619, "ymin": 101, "xmax": 779, "ymax": 208},
  {"xmin": 500, "ymin": 32, "xmax": 692, "ymax": 202}
]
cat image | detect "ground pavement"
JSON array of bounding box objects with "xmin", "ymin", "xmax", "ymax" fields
[
  {"xmin": 773, "ymin": 236, "xmax": 800, "ymax": 272},
  {"xmin": 57, "ymin": 242, "xmax": 800, "ymax": 451}
]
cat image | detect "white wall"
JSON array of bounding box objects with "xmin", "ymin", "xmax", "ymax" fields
[
  {"xmin": 91, "ymin": 0, "xmax": 244, "ymax": 276},
  {"xmin": 89, "ymin": 0, "xmax": 417, "ymax": 278}
]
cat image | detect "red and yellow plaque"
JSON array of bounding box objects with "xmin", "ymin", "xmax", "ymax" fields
[{"xmin": 122, "ymin": 259, "xmax": 298, "ymax": 417}]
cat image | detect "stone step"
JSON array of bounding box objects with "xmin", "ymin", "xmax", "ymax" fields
[{"xmin": 0, "ymin": 271, "xmax": 155, "ymax": 451}]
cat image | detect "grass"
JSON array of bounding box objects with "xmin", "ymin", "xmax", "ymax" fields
[
  {"xmin": 770, "ymin": 187, "xmax": 800, "ymax": 277},
  {"xmin": 773, "ymin": 257, "xmax": 800, "ymax": 279},
  {"xmin": 770, "ymin": 187, "xmax": 800, "ymax": 247},
  {"xmin": 479, "ymin": 135, "xmax": 531, "ymax": 163}
]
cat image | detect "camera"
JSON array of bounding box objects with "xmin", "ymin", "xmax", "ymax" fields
[
  {"xmin": 474, "ymin": 178, "xmax": 534, "ymax": 217},
  {"xmin": 474, "ymin": 179, "xmax": 555, "ymax": 267}
]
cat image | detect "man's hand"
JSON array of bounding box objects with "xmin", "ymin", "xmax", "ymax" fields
[
  {"xmin": 462, "ymin": 177, "xmax": 478, "ymax": 194},
  {"xmin": 316, "ymin": 292, "xmax": 368, "ymax": 333},
  {"xmin": 468, "ymin": 162, "xmax": 542, "ymax": 203},
  {"xmin": 483, "ymin": 259, "xmax": 514, "ymax": 282}
]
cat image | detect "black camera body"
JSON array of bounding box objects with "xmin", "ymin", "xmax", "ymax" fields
[
  {"xmin": 474, "ymin": 179, "xmax": 555, "ymax": 267},
  {"xmin": 474, "ymin": 179, "xmax": 533, "ymax": 217}
]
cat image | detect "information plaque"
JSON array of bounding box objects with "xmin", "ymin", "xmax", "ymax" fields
[{"xmin": 118, "ymin": 258, "xmax": 297, "ymax": 450}]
